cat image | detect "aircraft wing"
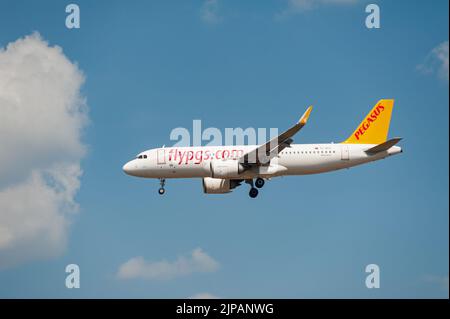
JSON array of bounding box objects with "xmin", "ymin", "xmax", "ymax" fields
[{"xmin": 239, "ymin": 106, "xmax": 313, "ymax": 165}]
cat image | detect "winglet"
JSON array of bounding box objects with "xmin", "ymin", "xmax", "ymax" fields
[{"xmin": 299, "ymin": 106, "xmax": 313, "ymax": 125}]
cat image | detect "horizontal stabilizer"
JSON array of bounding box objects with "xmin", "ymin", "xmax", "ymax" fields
[{"xmin": 365, "ymin": 138, "xmax": 402, "ymax": 154}]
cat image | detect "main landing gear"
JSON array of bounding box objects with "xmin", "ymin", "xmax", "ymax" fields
[
  {"xmin": 249, "ymin": 187, "xmax": 258, "ymax": 198},
  {"xmin": 246, "ymin": 178, "xmax": 265, "ymax": 198},
  {"xmin": 158, "ymin": 178, "xmax": 166, "ymax": 195},
  {"xmin": 255, "ymin": 177, "xmax": 265, "ymax": 189}
]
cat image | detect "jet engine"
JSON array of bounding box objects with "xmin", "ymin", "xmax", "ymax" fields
[
  {"xmin": 202, "ymin": 177, "xmax": 242, "ymax": 194},
  {"xmin": 210, "ymin": 160, "xmax": 245, "ymax": 178}
]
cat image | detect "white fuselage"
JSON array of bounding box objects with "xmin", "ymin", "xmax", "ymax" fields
[{"xmin": 122, "ymin": 143, "xmax": 402, "ymax": 179}]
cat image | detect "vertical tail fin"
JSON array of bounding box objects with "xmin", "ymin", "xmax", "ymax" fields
[{"xmin": 343, "ymin": 99, "xmax": 394, "ymax": 144}]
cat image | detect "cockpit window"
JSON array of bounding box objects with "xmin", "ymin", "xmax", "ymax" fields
[{"xmin": 136, "ymin": 154, "xmax": 147, "ymax": 159}]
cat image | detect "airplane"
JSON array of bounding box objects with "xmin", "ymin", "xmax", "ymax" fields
[{"xmin": 123, "ymin": 99, "xmax": 402, "ymax": 198}]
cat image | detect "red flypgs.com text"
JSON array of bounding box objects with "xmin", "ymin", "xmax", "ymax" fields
[
  {"xmin": 168, "ymin": 148, "xmax": 245, "ymax": 165},
  {"xmin": 354, "ymin": 104, "xmax": 385, "ymax": 140}
]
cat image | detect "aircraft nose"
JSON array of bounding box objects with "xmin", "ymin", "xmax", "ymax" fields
[{"xmin": 122, "ymin": 161, "xmax": 134, "ymax": 175}]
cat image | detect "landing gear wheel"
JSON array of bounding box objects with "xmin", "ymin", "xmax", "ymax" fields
[
  {"xmin": 255, "ymin": 178, "xmax": 265, "ymax": 189},
  {"xmin": 158, "ymin": 178, "xmax": 166, "ymax": 195},
  {"xmin": 249, "ymin": 188, "xmax": 259, "ymax": 198}
]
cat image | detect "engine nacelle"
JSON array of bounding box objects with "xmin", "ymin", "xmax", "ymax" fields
[
  {"xmin": 210, "ymin": 160, "xmax": 244, "ymax": 178},
  {"xmin": 202, "ymin": 177, "xmax": 241, "ymax": 194}
]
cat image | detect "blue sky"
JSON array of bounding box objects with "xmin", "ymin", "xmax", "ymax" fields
[{"xmin": 0, "ymin": 0, "xmax": 448, "ymax": 298}]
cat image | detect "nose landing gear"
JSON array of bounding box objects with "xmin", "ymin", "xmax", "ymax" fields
[{"xmin": 158, "ymin": 178, "xmax": 166, "ymax": 195}]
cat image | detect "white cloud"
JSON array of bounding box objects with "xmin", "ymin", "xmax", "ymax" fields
[
  {"xmin": 117, "ymin": 248, "xmax": 220, "ymax": 280},
  {"xmin": 0, "ymin": 33, "xmax": 87, "ymax": 269},
  {"xmin": 189, "ymin": 292, "xmax": 219, "ymax": 299},
  {"xmin": 201, "ymin": 0, "xmax": 222, "ymax": 24},
  {"xmin": 277, "ymin": 0, "xmax": 358, "ymax": 18},
  {"xmin": 417, "ymin": 41, "xmax": 449, "ymax": 81}
]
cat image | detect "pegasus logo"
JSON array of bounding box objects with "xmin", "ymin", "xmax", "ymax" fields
[{"xmin": 354, "ymin": 104, "xmax": 385, "ymax": 140}]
